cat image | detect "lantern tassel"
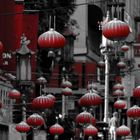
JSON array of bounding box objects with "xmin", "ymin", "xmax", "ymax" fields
[
  {"xmin": 48, "ymin": 51, "xmax": 55, "ymax": 71},
  {"xmin": 54, "ymin": 134, "xmax": 59, "ymax": 140},
  {"xmin": 50, "ymin": 60, "xmax": 54, "ymax": 71},
  {"xmin": 88, "ymin": 136, "xmax": 92, "ymax": 140}
]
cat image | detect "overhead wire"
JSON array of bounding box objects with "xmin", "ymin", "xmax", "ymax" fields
[{"xmin": 0, "ymin": 0, "xmax": 107, "ymax": 16}]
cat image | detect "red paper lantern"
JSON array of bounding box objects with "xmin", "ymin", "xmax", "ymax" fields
[
  {"xmin": 117, "ymin": 61, "xmax": 126, "ymax": 69},
  {"xmin": 32, "ymin": 95, "xmax": 55, "ymax": 109},
  {"xmin": 133, "ymin": 86, "xmax": 140, "ymax": 98},
  {"xmin": 49, "ymin": 123, "xmax": 64, "ymax": 135},
  {"xmin": 84, "ymin": 125, "xmax": 98, "ymax": 136},
  {"xmin": 26, "ymin": 113, "xmax": 44, "ymax": 127},
  {"xmin": 75, "ymin": 111, "xmax": 96, "ymax": 125},
  {"xmin": 102, "ymin": 18, "xmax": 130, "ymax": 41},
  {"xmin": 127, "ymin": 105, "xmax": 140, "ymax": 119},
  {"xmin": 113, "ymin": 83, "xmax": 124, "ymax": 90},
  {"xmin": 61, "ymin": 80, "xmax": 72, "ymax": 88},
  {"xmin": 36, "ymin": 76, "xmax": 47, "ymax": 85},
  {"xmin": 97, "ymin": 60, "xmax": 105, "ymax": 68},
  {"xmin": 8, "ymin": 89, "xmax": 21, "ymax": 99},
  {"xmin": 15, "ymin": 121, "xmax": 30, "ymax": 133},
  {"xmin": 113, "ymin": 89, "xmax": 124, "ymax": 96},
  {"xmin": 113, "ymin": 83, "xmax": 124, "ymax": 91},
  {"xmin": 79, "ymin": 91, "xmax": 102, "ymax": 106},
  {"xmin": 114, "ymin": 99, "xmax": 126, "ymax": 109},
  {"xmin": 116, "ymin": 125, "xmax": 131, "ymax": 136},
  {"xmin": 121, "ymin": 44, "xmax": 129, "ymax": 52},
  {"xmin": 62, "ymin": 87, "xmax": 72, "ymax": 96},
  {"xmin": 38, "ymin": 28, "xmax": 66, "ymax": 49}
]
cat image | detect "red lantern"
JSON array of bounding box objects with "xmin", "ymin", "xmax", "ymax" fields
[
  {"xmin": 117, "ymin": 61, "xmax": 126, "ymax": 69},
  {"xmin": 113, "ymin": 83, "xmax": 124, "ymax": 91},
  {"xmin": 15, "ymin": 121, "xmax": 30, "ymax": 133},
  {"xmin": 62, "ymin": 87, "xmax": 72, "ymax": 96},
  {"xmin": 49, "ymin": 123, "xmax": 64, "ymax": 135},
  {"xmin": 26, "ymin": 113, "xmax": 44, "ymax": 127},
  {"xmin": 76, "ymin": 111, "xmax": 96, "ymax": 125},
  {"xmin": 102, "ymin": 18, "xmax": 130, "ymax": 41},
  {"xmin": 97, "ymin": 60, "xmax": 105, "ymax": 68},
  {"xmin": 133, "ymin": 86, "xmax": 140, "ymax": 98},
  {"xmin": 127, "ymin": 105, "xmax": 140, "ymax": 120},
  {"xmin": 113, "ymin": 89, "xmax": 124, "ymax": 96},
  {"xmin": 114, "ymin": 99, "xmax": 126, "ymax": 109},
  {"xmin": 116, "ymin": 125, "xmax": 131, "ymax": 136},
  {"xmin": 38, "ymin": 28, "xmax": 66, "ymax": 49},
  {"xmin": 79, "ymin": 91, "xmax": 102, "ymax": 106},
  {"xmin": 36, "ymin": 76, "xmax": 47, "ymax": 85},
  {"xmin": 8, "ymin": 89, "xmax": 21, "ymax": 99},
  {"xmin": 61, "ymin": 80, "xmax": 72, "ymax": 88},
  {"xmin": 84, "ymin": 125, "xmax": 98, "ymax": 136},
  {"xmin": 121, "ymin": 44, "xmax": 129, "ymax": 52},
  {"xmin": 32, "ymin": 95, "xmax": 55, "ymax": 109}
]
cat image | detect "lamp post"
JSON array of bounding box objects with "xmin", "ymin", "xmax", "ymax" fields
[
  {"xmin": 101, "ymin": 4, "xmax": 131, "ymax": 122},
  {"xmin": 16, "ymin": 34, "xmax": 33, "ymax": 140},
  {"xmin": 100, "ymin": 27, "xmax": 110, "ymax": 123},
  {"xmin": 104, "ymin": 48, "xmax": 109, "ymax": 123}
]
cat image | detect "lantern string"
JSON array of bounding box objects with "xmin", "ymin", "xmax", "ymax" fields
[
  {"xmin": 54, "ymin": 15, "xmax": 56, "ymax": 30},
  {"xmin": 49, "ymin": 15, "xmax": 52, "ymax": 29}
]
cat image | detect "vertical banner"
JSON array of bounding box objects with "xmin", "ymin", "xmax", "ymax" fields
[{"xmin": 23, "ymin": 11, "xmax": 39, "ymax": 80}]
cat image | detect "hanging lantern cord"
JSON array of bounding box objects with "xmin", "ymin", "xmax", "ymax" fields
[
  {"xmin": 49, "ymin": 10, "xmax": 56, "ymax": 30},
  {"xmin": 54, "ymin": 15, "xmax": 56, "ymax": 30},
  {"xmin": 49, "ymin": 15, "xmax": 52, "ymax": 29}
]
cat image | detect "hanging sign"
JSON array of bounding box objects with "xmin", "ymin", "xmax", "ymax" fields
[{"xmin": 2, "ymin": 52, "xmax": 12, "ymax": 65}]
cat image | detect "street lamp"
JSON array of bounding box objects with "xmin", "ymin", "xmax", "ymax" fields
[
  {"xmin": 16, "ymin": 34, "xmax": 32, "ymax": 83},
  {"xmin": 15, "ymin": 34, "xmax": 33, "ymax": 140}
]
